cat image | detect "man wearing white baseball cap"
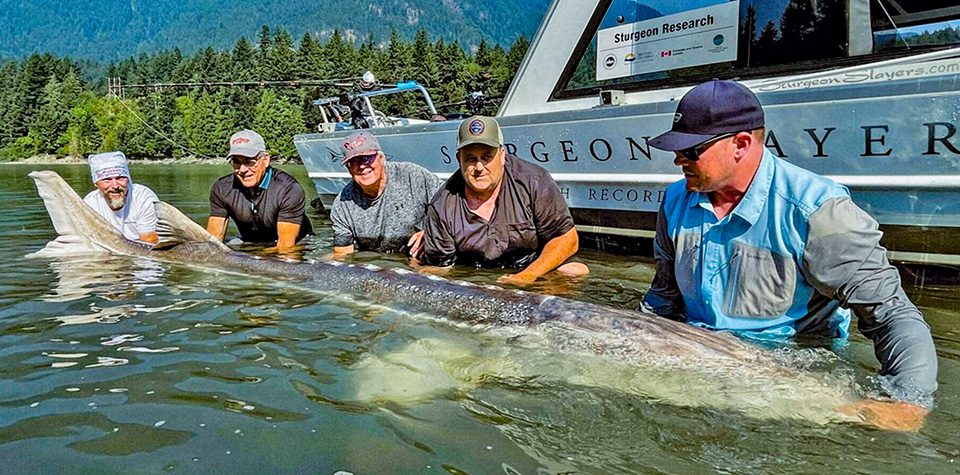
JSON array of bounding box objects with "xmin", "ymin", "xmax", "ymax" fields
[
  {"xmin": 83, "ymin": 151, "xmax": 159, "ymax": 244},
  {"xmin": 206, "ymin": 129, "xmax": 313, "ymax": 252}
]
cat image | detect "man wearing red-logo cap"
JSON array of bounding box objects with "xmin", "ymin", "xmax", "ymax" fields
[
  {"xmin": 206, "ymin": 129, "xmax": 314, "ymax": 252},
  {"xmin": 330, "ymin": 131, "xmax": 441, "ymax": 256}
]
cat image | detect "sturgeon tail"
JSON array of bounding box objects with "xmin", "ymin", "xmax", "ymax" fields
[{"xmin": 27, "ymin": 170, "xmax": 129, "ymax": 257}]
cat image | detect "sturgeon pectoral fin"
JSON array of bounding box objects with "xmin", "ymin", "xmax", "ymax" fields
[{"xmin": 154, "ymin": 201, "xmax": 230, "ymax": 251}]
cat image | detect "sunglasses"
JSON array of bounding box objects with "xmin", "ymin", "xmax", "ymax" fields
[
  {"xmin": 677, "ymin": 133, "xmax": 738, "ymax": 162},
  {"xmin": 345, "ymin": 153, "xmax": 378, "ymax": 169},
  {"xmin": 231, "ymin": 154, "xmax": 263, "ymax": 169}
]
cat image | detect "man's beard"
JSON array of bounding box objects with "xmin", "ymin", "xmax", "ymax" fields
[{"xmin": 103, "ymin": 188, "xmax": 127, "ymax": 210}]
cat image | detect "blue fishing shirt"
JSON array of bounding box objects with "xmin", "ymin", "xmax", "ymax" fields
[{"xmin": 644, "ymin": 148, "xmax": 939, "ymax": 400}]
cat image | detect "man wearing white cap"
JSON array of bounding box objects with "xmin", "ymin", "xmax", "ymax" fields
[
  {"xmin": 206, "ymin": 129, "xmax": 313, "ymax": 252},
  {"xmin": 83, "ymin": 151, "xmax": 159, "ymax": 244}
]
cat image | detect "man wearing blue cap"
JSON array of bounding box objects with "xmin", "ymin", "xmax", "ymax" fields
[
  {"xmin": 84, "ymin": 151, "xmax": 159, "ymax": 244},
  {"xmin": 643, "ymin": 79, "xmax": 937, "ymax": 431}
]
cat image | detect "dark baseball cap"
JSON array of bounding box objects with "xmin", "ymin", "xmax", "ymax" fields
[
  {"xmin": 648, "ymin": 79, "xmax": 764, "ymax": 151},
  {"xmin": 457, "ymin": 116, "xmax": 503, "ymax": 150},
  {"xmin": 340, "ymin": 131, "xmax": 381, "ymax": 164}
]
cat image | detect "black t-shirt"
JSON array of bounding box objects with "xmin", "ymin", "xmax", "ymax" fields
[
  {"xmin": 209, "ymin": 167, "xmax": 314, "ymax": 243},
  {"xmin": 420, "ymin": 154, "xmax": 574, "ymax": 268}
]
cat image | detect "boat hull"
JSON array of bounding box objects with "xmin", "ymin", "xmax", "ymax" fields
[{"xmin": 295, "ymin": 72, "xmax": 960, "ymax": 264}]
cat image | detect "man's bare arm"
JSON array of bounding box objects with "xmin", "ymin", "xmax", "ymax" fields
[
  {"xmin": 206, "ymin": 216, "xmax": 228, "ymax": 241},
  {"xmin": 499, "ymin": 227, "xmax": 579, "ymax": 285},
  {"xmin": 138, "ymin": 231, "xmax": 159, "ymax": 244},
  {"xmin": 276, "ymin": 221, "xmax": 301, "ymax": 252}
]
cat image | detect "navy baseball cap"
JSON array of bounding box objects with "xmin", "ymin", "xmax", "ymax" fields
[{"xmin": 648, "ymin": 80, "xmax": 764, "ymax": 151}]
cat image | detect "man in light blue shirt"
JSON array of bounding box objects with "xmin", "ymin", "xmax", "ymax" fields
[{"xmin": 643, "ymin": 79, "xmax": 937, "ymax": 431}]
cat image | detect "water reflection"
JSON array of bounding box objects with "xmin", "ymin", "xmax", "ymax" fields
[{"xmin": 43, "ymin": 255, "xmax": 164, "ymax": 303}]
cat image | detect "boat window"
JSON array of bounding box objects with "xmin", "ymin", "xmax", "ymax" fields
[
  {"xmin": 872, "ymin": 0, "xmax": 960, "ymax": 51},
  {"xmin": 554, "ymin": 0, "xmax": 960, "ymax": 99}
]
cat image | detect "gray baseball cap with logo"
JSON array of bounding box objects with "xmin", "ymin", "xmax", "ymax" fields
[
  {"xmin": 340, "ymin": 131, "xmax": 382, "ymax": 164},
  {"xmin": 457, "ymin": 116, "xmax": 504, "ymax": 150},
  {"xmin": 227, "ymin": 129, "xmax": 267, "ymax": 158}
]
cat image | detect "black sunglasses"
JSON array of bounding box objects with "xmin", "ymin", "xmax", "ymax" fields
[
  {"xmin": 345, "ymin": 153, "xmax": 378, "ymax": 169},
  {"xmin": 677, "ymin": 132, "xmax": 738, "ymax": 162}
]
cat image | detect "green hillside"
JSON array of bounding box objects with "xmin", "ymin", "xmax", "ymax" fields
[{"xmin": 0, "ymin": 0, "xmax": 550, "ymax": 61}]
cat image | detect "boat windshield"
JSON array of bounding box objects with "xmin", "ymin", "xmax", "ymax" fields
[{"xmin": 555, "ymin": 0, "xmax": 960, "ymax": 99}]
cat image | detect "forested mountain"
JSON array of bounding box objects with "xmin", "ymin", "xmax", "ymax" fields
[
  {"xmin": 0, "ymin": 0, "xmax": 550, "ymax": 61},
  {"xmin": 0, "ymin": 27, "xmax": 530, "ymax": 161}
]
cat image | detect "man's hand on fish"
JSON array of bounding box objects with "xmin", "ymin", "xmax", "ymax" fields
[
  {"xmin": 498, "ymin": 272, "xmax": 538, "ymax": 286},
  {"xmin": 407, "ymin": 231, "xmax": 425, "ymax": 257},
  {"xmin": 840, "ymin": 399, "xmax": 929, "ymax": 432}
]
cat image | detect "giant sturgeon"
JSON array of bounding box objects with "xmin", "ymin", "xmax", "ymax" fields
[{"xmin": 28, "ymin": 170, "xmax": 866, "ymax": 424}]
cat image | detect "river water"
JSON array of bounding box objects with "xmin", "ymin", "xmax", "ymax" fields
[{"xmin": 1, "ymin": 163, "xmax": 959, "ymax": 473}]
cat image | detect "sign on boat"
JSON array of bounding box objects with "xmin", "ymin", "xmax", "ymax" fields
[{"xmin": 294, "ymin": 0, "xmax": 960, "ymax": 265}]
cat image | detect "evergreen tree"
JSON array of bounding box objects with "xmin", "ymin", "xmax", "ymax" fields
[
  {"xmin": 269, "ymin": 28, "xmax": 299, "ymax": 81},
  {"xmin": 93, "ymin": 96, "xmax": 137, "ymax": 153},
  {"xmin": 475, "ymin": 40, "xmax": 493, "ymax": 69},
  {"xmin": 382, "ymin": 29, "xmax": 415, "ymax": 115},
  {"xmin": 357, "ymin": 33, "xmax": 382, "ymax": 79},
  {"xmin": 779, "ymin": 0, "xmax": 819, "ymax": 61},
  {"xmin": 29, "ymin": 77, "xmax": 72, "ymax": 154},
  {"xmin": 484, "ymin": 44, "xmax": 511, "ymax": 99},
  {"xmin": 124, "ymin": 91, "xmax": 177, "ymax": 159},
  {"xmin": 17, "ymin": 54, "xmax": 59, "ymax": 138},
  {"xmin": 411, "ymin": 29, "xmax": 439, "ymax": 89},
  {"xmin": 755, "ymin": 21, "xmax": 779, "ymax": 66},
  {"xmin": 256, "ymin": 25, "xmax": 273, "ymax": 80},
  {"xmin": 168, "ymin": 47, "xmax": 189, "ymax": 82},
  {"xmin": 174, "ymin": 91, "xmax": 232, "ymax": 158},
  {"xmin": 0, "ymin": 29, "xmax": 533, "ymax": 161},
  {"xmin": 505, "ymin": 35, "xmax": 529, "ymax": 75},
  {"xmin": 324, "ymin": 30, "xmax": 357, "ymax": 77},
  {"xmin": 232, "ymin": 37, "xmax": 258, "ymax": 81},
  {"xmin": 298, "ymin": 33, "xmax": 326, "ymax": 79},
  {"xmin": 435, "ymin": 40, "xmax": 468, "ymax": 111},
  {"xmin": 252, "ymin": 89, "xmax": 305, "ymax": 160},
  {"xmin": 62, "ymin": 92, "xmax": 100, "ymax": 158},
  {"xmin": 0, "ymin": 61, "xmax": 25, "ymax": 148}
]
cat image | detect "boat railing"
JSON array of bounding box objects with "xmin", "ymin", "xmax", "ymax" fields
[{"xmin": 312, "ymin": 78, "xmax": 437, "ymax": 133}]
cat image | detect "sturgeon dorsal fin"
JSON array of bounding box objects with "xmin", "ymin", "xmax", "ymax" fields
[{"xmin": 154, "ymin": 201, "xmax": 231, "ymax": 251}]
